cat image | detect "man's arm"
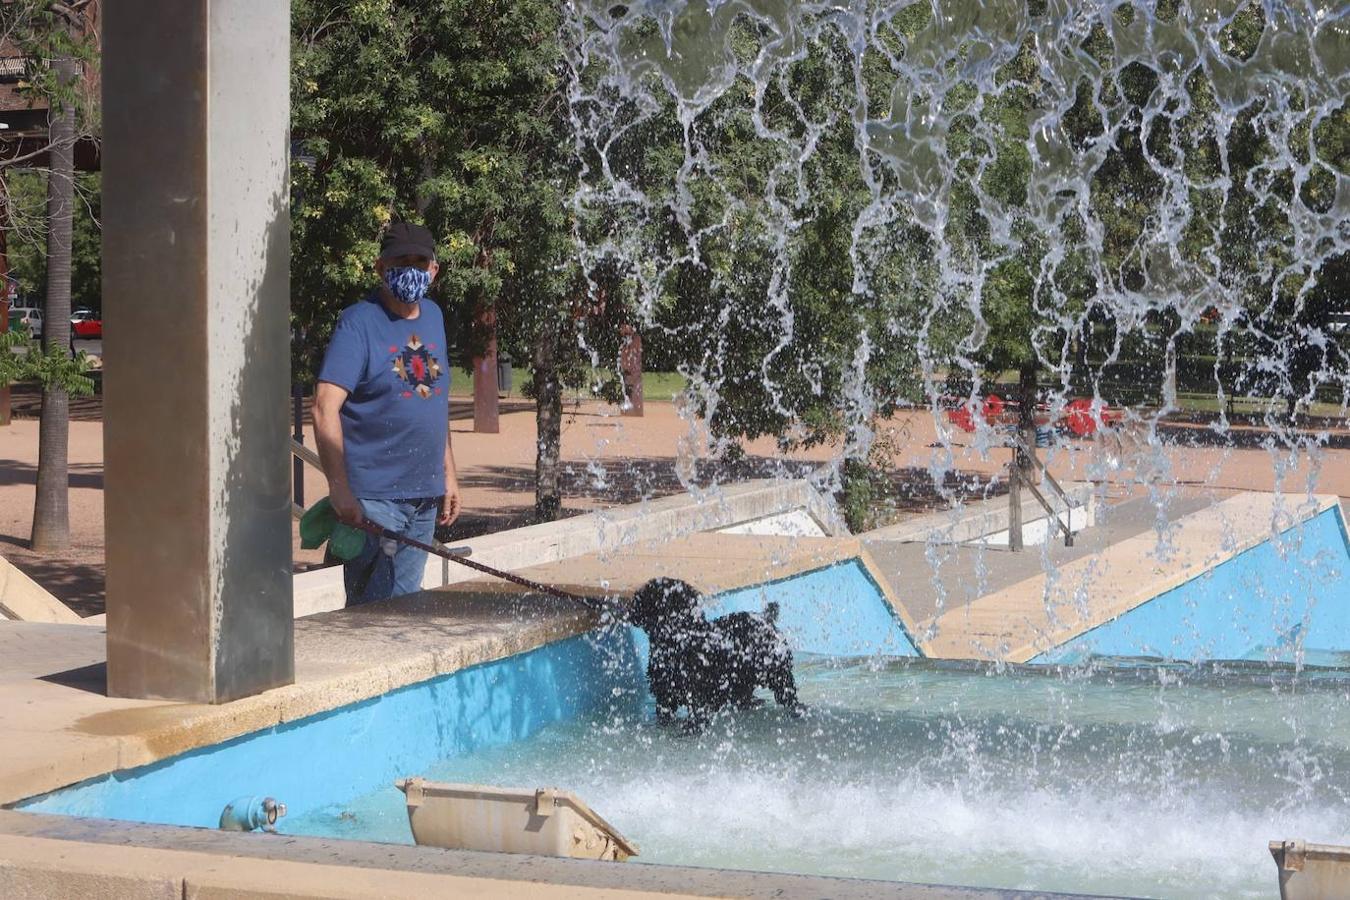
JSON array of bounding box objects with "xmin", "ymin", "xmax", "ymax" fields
[
  {"xmin": 313, "ymin": 381, "xmax": 363, "ymax": 524},
  {"xmin": 439, "ymin": 425, "xmax": 462, "ymax": 527}
]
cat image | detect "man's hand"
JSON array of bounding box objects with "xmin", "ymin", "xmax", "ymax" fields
[
  {"xmin": 314, "ymin": 381, "xmax": 362, "ymax": 525},
  {"xmin": 330, "ymin": 482, "xmax": 363, "ymax": 525},
  {"xmin": 438, "ymin": 479, "xmax": 462, "ymax": 527}
]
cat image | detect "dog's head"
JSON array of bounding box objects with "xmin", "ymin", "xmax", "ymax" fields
[{"xmin": 627, "ymin": 578, "xmax": 704, "ymax": 632}]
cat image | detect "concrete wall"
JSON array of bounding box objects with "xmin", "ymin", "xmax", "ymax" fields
[
  {"xmin": 294, "ymin": 479, "xmax": 845, "ymax": 617},
  {"xmin": 0, "ymin": 812, "xmax": 1028, "ymax": 899},
  {"xmin": 0, "ymin": 558, "xmax": 81, "ymax": 624},
  {"xmin": 1035, "ymin": 504, "xmax": 1350, "ymax": 665},
  {"xmin": 21, "ymin": 633, "xmax": 642, "ymax": 830}
]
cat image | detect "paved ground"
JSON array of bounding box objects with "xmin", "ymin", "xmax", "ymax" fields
[
  {"xmin": 1, "ymin": 389, "xmax": 1347, "ymax": 616},
  {"xmin": 914, "ymin": 493, "xmax": 1341, "ymax": 661},
  {"xmin": 864, "ymin": 493, "xmax": 1217, "ymax": 626}
]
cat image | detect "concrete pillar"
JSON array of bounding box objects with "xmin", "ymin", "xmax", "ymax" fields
[
  {"xmin": 472, "ymin": 307, "xmax": 500, "ymax": 433},
  {"xmin": 619, "ymin": 324, "xmax": 643, "ymax": 417},
  {"xmin": 103, "ymin": 0, "xmax": 293, "ymax": 703}
]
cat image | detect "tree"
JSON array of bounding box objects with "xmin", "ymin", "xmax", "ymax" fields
[
  {"xmin": 5, "ymin": 171, "xmax": 100, "ymax": 311},
  {"xmin": 569, "ymin": 7, "xmax": 947, "ymax": 527},
  {"xmin": 292, "ymin": 0, "xmax": 585, "ymax": 523},
  {"xmin": 29, "ymin": 51, "xmax": 76, "ymax": 551},
  {"xmin": 1, "ymin": 0, "xmax": 98, "ymax": 552}
]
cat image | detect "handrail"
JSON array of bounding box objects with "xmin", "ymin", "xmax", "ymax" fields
[
  {"xmin": 1006, "ymin": 430, "xmax": 1080, "ymax": 510},
  {"xmin": 291, "ymin": 438, "xmax": 322, "ymax": 472},
  {"xmin": 1014, "ymin": 461, "xmax": 1074, "ymax": 547},
  {"xmin": 1005, "ymin": 431, "xmax": 1076, "ymax": 548}
]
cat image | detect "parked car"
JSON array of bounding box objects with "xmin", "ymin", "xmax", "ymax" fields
[
  {"xmin": 8, "ymin": 307, "xmax": 42, "ymax": 338},
  {"xmin": 70, "ymin": 308, "xmax": 102, "ymax": 338}
]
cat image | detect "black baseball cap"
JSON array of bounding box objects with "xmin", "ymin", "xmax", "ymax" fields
[{"xmin": 379, "ymin": 222, "xmax": 436, "ymax": 260}]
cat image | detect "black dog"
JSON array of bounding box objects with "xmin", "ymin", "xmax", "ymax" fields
[{"xmin": 627, "ymin": 578, "xmax": 802, "ymax": 731}]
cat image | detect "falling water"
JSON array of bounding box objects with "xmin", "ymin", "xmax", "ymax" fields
[
  {"xmin": 288, "ymin": 657, "xmax": 1350, "ymax": 897},
  {"xmin": 564, "ymin": 0, "xmax": 1348, "ymax": 498},
  {"xmin": 544, "ymin": 0, "xmax": 1350, "ymax": 893}
]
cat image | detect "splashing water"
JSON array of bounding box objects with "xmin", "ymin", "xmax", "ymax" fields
[
  {"xmin": 564, "ymin": 0, "xmax": 1349, "ymax": 508},
  {"xmin": 291, "ymin": 658, "xmax": 1350, "ymax": 896},
  {"xmin": 539, "ymin": 1, "xmax": 1350, "ymax": 892}
]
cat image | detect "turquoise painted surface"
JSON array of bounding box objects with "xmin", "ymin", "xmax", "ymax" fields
[
  {"xmin": 707, "ymin": 559, "xmax": 919, "ymax": 657},
  {"xmin": 19, "ymin": 632, "xmax": 644, "ymax": 827},
  {"xmin": 1035, "ymin": 507, "xmax": 1350, "ymax": 665},
  {"xmin": 21, "ymin": 518, "xmax": 1349, "ymax": 841}
]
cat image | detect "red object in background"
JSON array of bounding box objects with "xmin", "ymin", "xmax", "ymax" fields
[
  {"xmin": 947, "ymin": 393, "xmax": 1122, "ymax": 437},
  {"xmin": 71, "ymin": 315, "xmax": 102, "ymax": 338},
  {"xmin": 1063, "ymin": 397, "xmax": 1125, "ymax": 436},
  {"xmin": 946, "ymin": 401, "xmax": 975, "ymax": 432},
  {"xmin": 982, "ymin": 394, "xmax": 1005, "ymax": 421},
  {"xmin": 946, "ymin": 393, "xmax": 1010, "ymax": 433},
  {"xmin": 1064, "ymin": 397, "xmax": 1097, "ymax": 436}
]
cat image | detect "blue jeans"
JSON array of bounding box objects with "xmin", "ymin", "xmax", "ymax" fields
[{"xmin": 344, "ymin": 497, "xmax": 438, "ymax": 606}]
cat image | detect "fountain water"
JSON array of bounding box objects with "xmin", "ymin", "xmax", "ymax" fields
[
  {"xmin": 12, "ymin": 4, "xmax": 1350, "ymax": 898},
  {"xmin": 553, "ymin": 0, "xmax": 1350, "ymax": 893},
  {"xmin": 565, "ymin": 0, "xmax": 1347, "ymax": 494}
]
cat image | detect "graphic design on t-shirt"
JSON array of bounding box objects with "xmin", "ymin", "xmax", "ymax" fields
[{"xmin": 390, "ymin": 334, "xmax": 443, "ymax": 399}]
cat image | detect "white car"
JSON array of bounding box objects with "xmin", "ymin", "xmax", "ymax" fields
[{"xmin": 8, "ymin": 307, "xmax": 42, "ymax": 337}]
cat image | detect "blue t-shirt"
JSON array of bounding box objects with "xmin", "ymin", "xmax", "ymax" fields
[{"xmin": 317, "ymin": 296, "xmax": 451, "ymax": 499}]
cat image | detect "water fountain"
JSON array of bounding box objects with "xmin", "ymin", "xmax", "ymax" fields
[
  {"xmin": 556, "ymin": 0, "xmax": 1350, "ymax": 894},
  {"xmin": 5, "ymin": 2, "xmax": 1349, "ymax": 898}
]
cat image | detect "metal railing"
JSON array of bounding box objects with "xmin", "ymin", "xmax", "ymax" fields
[
  {"xmin": 290, "ymin": 437, "xmax": 321, "ymax": 520},
  {"xmin": 1006, "ymin": 431, "xmax": 1081, "ymax": 548}
]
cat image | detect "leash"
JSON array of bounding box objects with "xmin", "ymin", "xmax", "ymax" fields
[{"xmin": 351, "ymin": 519, "xmax": 608, "ymax": 609}]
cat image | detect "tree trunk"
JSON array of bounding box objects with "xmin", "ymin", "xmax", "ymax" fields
[
  {"xmin": 30, "ymin": 55, "xmax": 78, "ymax": 553},
  {"xmin": 0, "ymin": 196, "xmax": 10, "ymax": 427},
  {"xmin": 1018, "ymin": 361, "xmax": 1038, "ymax": 455},
  {"xmin": 618, "ymin": 324, "xmax": 643, "ymax": 417},
  {"xmin": 533, "ymin": 313, "xmax": 562, "ymax": 522},
  {"xmin": 1008, "ymin": 361, "xmax": 1038, "ymax": 552},
  {"xmin": 471, "ymin": 306, "xmax": 500, "ymax": 433}
]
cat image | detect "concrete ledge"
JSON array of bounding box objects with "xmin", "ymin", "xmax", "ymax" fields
[
  {"xmin": 457, "ymin": 533, "xmax": 864, "ymax": 601},
  {"xmin": 924, "ymin": 493, "xmax": 1341, "ymax": 662},
  {"xmin": 294, "ymin": 479, "xmax": 845, "ymax": 617},
  {"xmin": 862, "ymin": 484, "xmax": 1096, "ymax": 546},
  {"xmin": 0, "ymin": 811, "xmax": 1105, "ymax": 899},
  {"xmin": 0, "ymin": 556, "xmax": 82, "ymax": 624},
  {"xmin": 0, "ymin": 593, "xmax": 598, "ymax": 806}
]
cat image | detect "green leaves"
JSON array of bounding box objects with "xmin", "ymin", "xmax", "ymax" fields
[
  {"xmin": 5, "ymin": 171, "xmax": 102, "ymax": 311},
  {"xmin": 0, "ymin": 332, "xmax": 94, "ymax": 397},
  {"xmin": 291, "ymin": 0, "xmax": 579, "ymax": 379}
]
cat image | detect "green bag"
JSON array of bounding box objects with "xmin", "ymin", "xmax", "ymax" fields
[{"xmin": 299, "ymin": 497, "xmax": 368, "ymax": 561}]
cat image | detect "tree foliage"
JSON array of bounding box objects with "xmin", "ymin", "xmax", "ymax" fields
[
  {"xmin": 292, "ymin": 0, "xmax": 576, "ymax": 370},
  {"xmin": 292, "ymin": 0, "xmax": 601, "ymax": 519},
  {"xmin": 5, "ymin": 170, "xmax": 101, "ymax": 311},
  {"xmin": 574, "ymin": 16, "xmax": 942, "ymax": 462}
]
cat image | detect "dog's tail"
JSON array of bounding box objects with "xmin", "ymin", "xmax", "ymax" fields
[{"xmin": 764, "ymin": 601, "xmax": 780, "ymax": 626}]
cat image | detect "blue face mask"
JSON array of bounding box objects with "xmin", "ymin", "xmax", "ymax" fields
[{"xmin": 383, "ymin": 266, "xmax": 432, "ymax": 305}]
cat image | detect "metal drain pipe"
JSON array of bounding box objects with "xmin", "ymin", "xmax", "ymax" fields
[{"xmin": 219, "ymin": 796, "xmax": 287, "ymax": 833}]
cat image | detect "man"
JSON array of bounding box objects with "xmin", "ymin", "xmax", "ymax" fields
[{"xmin": 314, "ymin": 222, "xmax": 462, "ymax": 604}]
